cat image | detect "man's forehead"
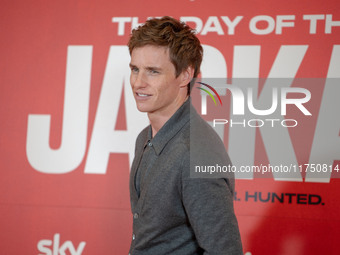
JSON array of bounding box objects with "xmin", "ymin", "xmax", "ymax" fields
[
  {"xmin": 130, "ymin": 45, "xmax": 172, "ymax": 67},
  {"xmin": 131, "ymin": 45, "xmax": 169, "ymax": 59}
]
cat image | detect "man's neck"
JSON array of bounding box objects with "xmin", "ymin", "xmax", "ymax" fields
[{"xmin": 148, "ymin": 96, "xmax": 188, "ymax": 137}]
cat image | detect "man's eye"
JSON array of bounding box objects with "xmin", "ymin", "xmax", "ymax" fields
[
  {"xmin": 131, "ymin": 67, "xmax": 139, "ymax": 73},
  {"xmin": 150, "ymin": 70, "xmax": 159, "ymax": 74}
]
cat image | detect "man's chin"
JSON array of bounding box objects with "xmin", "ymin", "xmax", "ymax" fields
[
  {"xmin": 135, "ymin": 101, "xmax": 157, "ymax": 114},
  {"xmin": 136, "ymin": 105, "xmax": 151, "ymax": 113}
]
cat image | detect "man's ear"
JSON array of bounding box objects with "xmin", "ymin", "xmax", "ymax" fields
[{"xmin": 179, "ymin": 66, "xmax": 195, "ymax": 88}]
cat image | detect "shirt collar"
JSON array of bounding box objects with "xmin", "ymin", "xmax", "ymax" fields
[{"xmin": 147, "ymin": 98, "xmax": 191, "ymax": 155}]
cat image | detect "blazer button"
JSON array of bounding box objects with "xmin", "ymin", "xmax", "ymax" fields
[
  {"xmin": 134, "ymin": 213, "xmax": 139, "ymax": 219},
  {"xmin": 132, "ymin": 233, "xmax": 136, "ymax": 240}
]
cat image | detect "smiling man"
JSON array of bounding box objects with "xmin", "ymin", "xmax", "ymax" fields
[
  {"xmin": 129, "ymin": 44, "xmax": 190, "ymax": 135},
  {"xmin": 128, "ymin": 16, "xmax": 243, "ymax": 255}
]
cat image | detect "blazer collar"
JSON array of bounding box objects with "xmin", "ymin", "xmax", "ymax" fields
[{"xmin": 148, "ymin": 98, "xmax": 191, "ymax": 156}]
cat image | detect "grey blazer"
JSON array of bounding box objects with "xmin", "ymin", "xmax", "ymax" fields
[{"xmin": 129, "ymin": 99, "xmax": 243, "ymax": 255}]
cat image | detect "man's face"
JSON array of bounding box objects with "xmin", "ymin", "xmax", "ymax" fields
[{"xmin": 129, "ymin": 45, "xmax": 187, "ymax": 116}]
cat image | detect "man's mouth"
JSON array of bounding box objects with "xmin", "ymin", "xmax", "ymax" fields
[{"xmin": 136, "ymin": 93, "xmax": 151, "ymax": 97}]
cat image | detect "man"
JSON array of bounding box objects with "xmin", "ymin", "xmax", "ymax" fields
[{"xmin": 128, "ymin": 16, "xmax": 243, "ymax": 255}]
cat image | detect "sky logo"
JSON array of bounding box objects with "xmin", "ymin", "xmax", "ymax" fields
[{"xmin": 37, "ymin": 233, "xmax": 86, "ymax": 255}]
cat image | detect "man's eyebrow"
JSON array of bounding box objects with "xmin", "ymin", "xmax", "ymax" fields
[
  {"xmin": 129, "ymin": 63, "xmax": 162, "ymax": 71},
  {"xmin": 145, "ymin": 66, "xmax": 162, "ymax": 71}
]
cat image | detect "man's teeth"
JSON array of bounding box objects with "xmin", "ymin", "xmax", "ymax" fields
[{"xmin": 137, "ymin": 93, "xmax": 149, "ymax": 97}]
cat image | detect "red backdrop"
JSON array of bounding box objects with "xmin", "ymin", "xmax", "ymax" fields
[{"xmin": 1, "ymin": 0, "xmax": 340, "ymax": 254}]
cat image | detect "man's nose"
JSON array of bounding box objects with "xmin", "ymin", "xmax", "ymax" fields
[{"xmin": 132, "ymin": 72, "xmax": 146, "ymax": 89}]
